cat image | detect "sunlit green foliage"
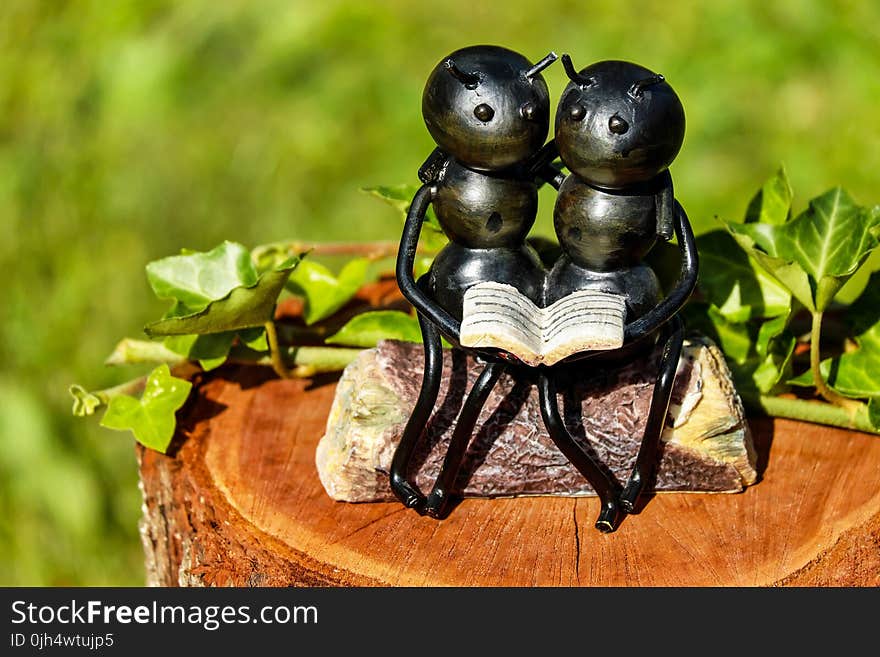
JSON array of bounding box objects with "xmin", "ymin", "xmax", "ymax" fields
[{"xmin": 2, "ymin": 0, "xmax": 879, "ymax": 584}]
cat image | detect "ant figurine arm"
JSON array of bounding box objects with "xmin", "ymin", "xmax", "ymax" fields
[
  {"xmin": 395, "ymin": 182, "xmax": 462, "ymax": 343},
  {"xmin": 530, "ymin": 140, "xmax": 565, "ymax": 190},
  {"xmin": 541, "ymin": 165, "xmax": 567, "ymax": 190},
  {"xmin": 623, "ymin": 199, "xmax": 698, "ymax": 343}
]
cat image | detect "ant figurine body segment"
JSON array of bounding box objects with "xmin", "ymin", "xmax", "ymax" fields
[
  {"xmin": 543, "ymin": 56, "xmax": 698, "ymax": 526},
  {"xmin": 391, "ymin": 45, "xmax": 558, "ymax": 518}
]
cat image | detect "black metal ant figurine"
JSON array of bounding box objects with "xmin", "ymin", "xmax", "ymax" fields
[
  {"xmin": 391, "ymin": 45, "xmax": 559, "ymax": 518},
  {"xmin": 393, "ymin": 47, "xmax": 698, "ymax": 533},
  {"xmin": 541, "ymin": 56, "xmax": 698, "ymax": 530}
]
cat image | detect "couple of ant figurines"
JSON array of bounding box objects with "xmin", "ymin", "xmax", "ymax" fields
[{"xmin": 391, "ymin": 45, "xmax": 698, "ymax": 533}]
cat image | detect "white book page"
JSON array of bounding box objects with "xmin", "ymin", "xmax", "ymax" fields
[
  {"xmin": 460, "ymin": 282, "xmax": 626, "ymax": 365},
  {"xmin": 541, "ymin": 291, "xmax": 626, "ymax": 365},
  {"xmin": 460, "ymin": 283, "xmax": 544, "ymax": 364}
]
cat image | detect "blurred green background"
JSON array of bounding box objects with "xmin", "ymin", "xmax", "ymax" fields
[{"xmin": 1, "ymin": 0, "xmax": 878, "ymax": 585}]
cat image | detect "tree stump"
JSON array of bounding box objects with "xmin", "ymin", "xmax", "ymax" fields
[{"xmin": 138, "ymin": 361, "xmax": 880, "ymax": 586}]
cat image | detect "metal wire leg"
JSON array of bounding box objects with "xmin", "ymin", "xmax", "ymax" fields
[
  {"xmin": 389, "ymin": 313, "xmax": 443, "ymax": 513},
  {"xmin": 620, "ymin": 315, "xmax": 685, "ymax": 513},
  {"xmin": 424, "ymin": 361, "xmax": 506, "ymax": 518},
  {"xmin": 538, "ymin": 372, "xmax": 621, "ymax": 533}
]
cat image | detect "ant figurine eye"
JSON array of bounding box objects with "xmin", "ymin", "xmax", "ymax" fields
[
  {"xmin": 569, "ymin": 103, "xmax": 586, "ymax": 121},
  {"xmin": 520, "ymin": 101, "xmax": 537, "ymax": 121},
  {"xmin": 608, "ymin": 114, "xmax": 629, "ymax": 134},
  {"xmin": 474, "ymin": 103, "xmax": 495, "ymax": 122}
]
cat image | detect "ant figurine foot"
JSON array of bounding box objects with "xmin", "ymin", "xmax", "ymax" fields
[
  {"xmin": 390, "ymin": 475, "xmax": 428, "ymax": 514},
  {"xmin": 423, "ymin": 490, "xmax": 450, "ymax": 519},
  {"xmin": 619, "ymin": 477, "xmax": 643, "ymax": 514},
  {"xmin": 595, "ymin": 500, "xmax": 622, "ymax": 533}
]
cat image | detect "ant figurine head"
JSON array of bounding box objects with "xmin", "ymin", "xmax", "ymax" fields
[
  {"xmin": 556, "ymin": 56, "xmax": 685, "ymax": 188},
  {"xmin": 422, "ymin": 45, "xmax": 556, "ymax": 171}
]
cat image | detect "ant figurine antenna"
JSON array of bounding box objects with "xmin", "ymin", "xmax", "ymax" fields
[
  {"xmin": 525, "ymin": 51, "xmax": 558, "ymax": 79},
  {"xmin": 561, "ymin": 54, "xmax": 595, "ymax": 87},
  {"xmin": 628, "ymin": 74, "xmax": 666, "ymax": 99},
  {"xmin": 444, "ymin": 59, "xmax": 481, "ymax": 88}
]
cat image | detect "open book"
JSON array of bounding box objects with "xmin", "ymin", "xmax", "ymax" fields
[{"xmin": 460, "ymin": 282, "xmax": 626, "ymax": 366}]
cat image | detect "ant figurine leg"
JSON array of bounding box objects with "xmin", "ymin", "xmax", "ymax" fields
[
  {"xmin": 620, "ymin": 315, "xmax": 685, "ymax": 513},
  {"xmin": 389, "ymin": 311, "xmax": 443, "ymax": 514},
  {"xmin": 425, "ymin": 360, "xmax": 506, "ymax": 518},
  {"xmin": 538, "ymin": 372, "xmax": 621, "ymax": 533}
]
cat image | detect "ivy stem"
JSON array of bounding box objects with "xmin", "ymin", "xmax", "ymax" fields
[
  {"xmin": 810, "ymin": 310, "xmax": 864, "ymax": 418},
  {"xmin": 273, "ymin": 347, "xmax": 361, "ymax": 378},
  {"xmin": 99, "ymin": 376, "xmax": 149, "ymax": 399},
  {"xmin": 254, "ymin": 240, "xmax": 426, "ymax": 262},
  {"xmin": 264, "ymin": 320, "xmax": 292, "ymax": 379},
  {"xmin": 745, "ymin": 394, "xmax": 877, "ymax": 435},
  {"xmin": 104, "ymin": 338, "xmax": 362, "ymax": 374}
]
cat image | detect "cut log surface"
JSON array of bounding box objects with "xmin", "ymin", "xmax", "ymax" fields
[{"xmin": 139, "ymin": 362, "xmax": 880, "ymax": 587}]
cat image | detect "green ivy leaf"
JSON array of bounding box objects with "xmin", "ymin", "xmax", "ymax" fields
[
  {"xmin": 162, "ymin": 327, "xmax": 268, "ymax": 371},
  {"xmin": 724, "ymin": 229, "xmax": 815, "ymax": 312},
  {"xmin": 146, "ymin": 241, "xmax": 259, "ymax": 313},
  {"xmin": 69, "ymin": 385, "xmax": 104, "ymax": 417},
  {"xmin": 696, "ymin": 230, "xmax": 791, "ymax": 322},
  {"xmin": 744, "ymin": 166, "xmax": 793, "ymax": 225},
  {"xmin": 868, "ymin": 398, "xmax": 880, "ymax": 431},
  {"xmin": 145, "ymin": 261, "xmax": 299, "ymax": 337},
  {"xmin": 251, "ymin": 243, "xmax": 302, "ymax": 274},
  {"xmin": 790, "ymin": 271, "xmax": 880, "ymax": 399},
  {"xmin": 684, "ymin": 303, "xmax": 794, "ymax": 394},
  {"xmin": 326, "ymin": 310, "xmax": 423, "ymax": 347},
  {"xmin": 788, "ymin": 333, "xmax": 880, "ymax": 399},
  {"xmin": 755, "ymin": 313, "xmax": 788, "ymax": 358},
  {"xmin": 286, "ymin": 257, "xmax": 376, "ymax": 325},
  {"xmin": 164, "ymin": 332, "xmax": 236, "ymax": 371},
  {"xmin": 413, "ymin": 255, "xmax": 434, "ymax": 280},
  {"xmin": 362, "ymin": 184, "xmax": 417, "ymax": 216},
  {"xmin": 362, "ymin": 185, "xmax": 448, "ymax": 253},
  {"xmin": 99, "ymin": 364, "xmax": 192, "ymax": 453},
  {"xmin": 238, "ymin": 326, "xmax": 269, "ymax": 351},
  {"xmin": 362, "ymin": 184, "xmax": 442, "ymax": 231},
  {"xmin": 703, "ymin": 305, "xmax": 752, "ymax": 365},
  {"xmin": 728, "ymin": 187, "xmax": 880, "ymax": 312},
  {"xmin": 751, "ymin": 313, "xmax": 796, "ymax": 394}
]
